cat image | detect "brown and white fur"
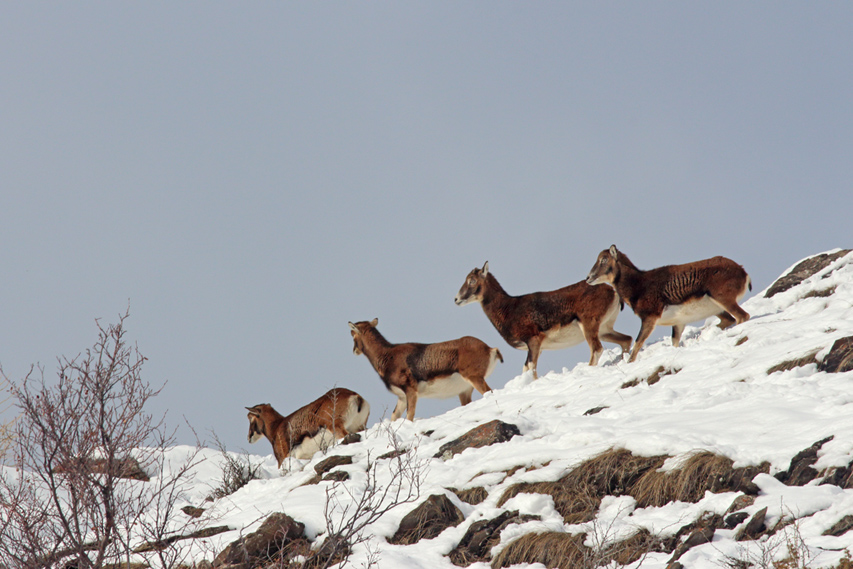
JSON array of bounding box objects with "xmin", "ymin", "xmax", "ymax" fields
[
  {"xmin": 455, "ymin": 262, "xmax": 632, "ymax": 378},
  {"xmin": 349, "ymin": 318, "xmax": 502, "ymax": 421},
  {"xmin": 246, "ymin": 388, "xmax": 370, "ymax": 466},
  {"xmin": 586, "ymin": 245, "xmax": 752, "ymax": 363}
]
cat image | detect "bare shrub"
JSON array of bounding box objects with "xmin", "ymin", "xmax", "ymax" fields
[
  {"xmin": 721, "ymin": 517, "xmax": 816, "ymax": 569},
  {"xmin": 0, "ymin": 311, "xmax": 200, "ymax": 569},
  {"xmin": 0, "ymin": 375, "xmax": 15, "ymax": 459},
  {"xmin": 206, "ymin": 431, "xmax": 262, "ymax": 501},
  {"xmin": 302, "ymin": 422, "xmax": 426, "ymax": 569}
]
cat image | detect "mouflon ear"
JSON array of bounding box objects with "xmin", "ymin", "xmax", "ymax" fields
[
  {"xmin": 481, "ymin": 261, "xmax": 489, "ymax": 276},
  {"xmin": 609, "ymin": 245, "xmax": 618, "ymax": 259}
]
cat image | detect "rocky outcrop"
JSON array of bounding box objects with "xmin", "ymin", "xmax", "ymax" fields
[
  {"xmin": 435, "ymin": 420, "xmax": 520, "ymax": 460},
  {"xmin": 765, "ymin": 250, "xmax": 851, "ymax": 298},
  {"xmin": 389, "ymin": 494, "xmax": 465, "ymax": 545},
  {"xmin": 449, "ymin": 510, "xmax": 538, "ymax": 566},
  {"xmin": 819, "ymin": 336, "xmax": 853, "ymax": 373},
  {"xmin": 775, "ymin": 436, "xmax": 834, "ymax": 486},
  {"xmin": 213, "ymin": 513, "xmax": 307, "ymax": 569}
]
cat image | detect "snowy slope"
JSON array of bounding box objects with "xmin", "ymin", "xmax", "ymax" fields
[{"xmin": 52, "ymin": 250, "xmax": 853, "ymax": 567}]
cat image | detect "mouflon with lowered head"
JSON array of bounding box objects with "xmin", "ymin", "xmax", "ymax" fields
[{"xmin": 246, "ymin": 388, "xmax": 369, "ymax": 466}]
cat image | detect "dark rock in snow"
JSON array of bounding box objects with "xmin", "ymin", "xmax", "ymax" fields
[
  {"xmin": 389, "ymin": 494, "xmax": 465, "ymax": 545},
  {"xmin": 322, "ymin": 470, "xmax": 350, "ymax": 482},
  {"xmin": 214, "ymin": 512, "xmax": 305, "ymax": 568},
  {"xmin": 823, "ymin": 515, "xmax": 853, "ymax": 537},
  {"xmin": 584, "ymin": 406, "xmax": 608, "ymax": 416},
  {"xmin": 182, "ymin": 505, "xmax": 206, "ymax": 518},
  {"xmin": 340, "ymin": 432, "xmax": 362, "ymax": 445},
  {"xmin": 735, "ymin": 507, "xmax": 768, "ymax": 541},
  {"xmin": 818, "ymin": 336, "xmax": 853, "ymax": 373},
  {"xmin": 435, "ymin": 420, "xmax": 521, "ymax": 460},
  {"xmin": 765, "ymin": 249, "xmax": 851, "ymax": 298},
  {"xmin": 314, "ymin": 454, "xmax": 353, "ymax": 475},
  {"xmin": 725, "ymin": 512, "xmax": 750, "ymax": 528},
  {"xmin": 449, "ymin": 510, "xmax": 539, "ymax": 566},
  {"xmin": 775, "ymin": 436, "xmax": 834, "ymax": 486}
]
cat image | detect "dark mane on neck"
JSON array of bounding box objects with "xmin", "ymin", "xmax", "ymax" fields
[
  {"xmin": 616, "ymin": 250, "xmax": 642, "ymax": 272},
  {"xmin": 364, "ymin": 326, "xmax": 393, "ymax": 348},
  {"xmin": 486, "ymin": 272, "xmax": 510, "ymax": 297}
]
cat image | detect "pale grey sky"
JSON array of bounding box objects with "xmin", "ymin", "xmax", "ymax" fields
[{"xmin": 2, "ymin": 3, "xmax": 851, "ymax": 452}]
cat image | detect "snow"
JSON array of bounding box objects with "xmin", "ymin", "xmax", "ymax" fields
[{"xmin": 5, "ymin": 249, "xmax": 853, "ymax": 568}]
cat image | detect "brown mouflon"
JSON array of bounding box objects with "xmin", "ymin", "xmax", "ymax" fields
[
  {"xmin": 455, "ymin": 261, "xmax": 632, "ymax": 378},
  {"xmin": 246, "ymin": 388, "xmax": 369, "ymax": 466},
  {"xmin": 349, "ymin": 318, "xmax": 502, "ymax": 421},
  {"xmin": 586, "ymin": 245, "xmax": 751, "ymax": 363}
]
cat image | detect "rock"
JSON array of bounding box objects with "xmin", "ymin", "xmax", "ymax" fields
[
  {"xmin": 314, "ymin": 455, "xmax": 352, "ymax": 475},
  {"xmin": 213, "ymin": 512, "xmax": 305, "ymax": 568},
  {"xmin": 820, "ymin": 464, "xmax": 853, "ymax": 488},
  {"xmin": 669, "ymin": 525, "xmax": 715, "ymax": 562},
  {"xmin": 449, "ymin": 510, "xmax": 538, "ymax": 566},
  {"xmin": 735, "ymin": 507, "xmax": 767, "ymax": 541},
  {"xmin": 726, "ymin": 495, "xmax": 756, "ymax": 513},
  {"xmin": 584, "ymin": 406, "xmax": 608, "ymax": 416},
  {"xmin": 378, "ymin": 448, "xmax": 407, "ymax": 460},
  {"xmin": 134, "ymin": 525, "xmax": 232, "ymax": 553},
  {"xmin": 765, "ymin": 250, "xmax": 851, "ymax": 298},
  {"xmin": 322, "ymin": 470, "xmax": 350, "ymax": 482},
  {"xmin": 53, "ymin": 456, "xmax": 149, "ymax": 482},
  {"xmin": 451, "ymin": 486, "xmax": 488, "ymax": 505},
  {"xmin": 775, "ymin": 436, "xmax": 834, "ymax": 486},
  {"xmin": 434, "ymin": 420, "xmax": 520, "ymax": 460},
  {"xmin": 182, "ymin": 505, "xmax": 205, "ymax": 518},
  {"xmin": 819, "ymin": 336, "xmax": 853, "ymax": 373},
  {"xmin": 388, "ymin": 494, "xmax": 465, "ymax": 545},
  {"xmin": 725, "ymin": 512, "xmax": 750, "ymax": 528},
  {"xmin": 823, "ymin": 515, "xmax": 853, "ymax": 537},
  {"xmin": 340, "ymin": 432, "xmax": 361, "ymax": 445}
]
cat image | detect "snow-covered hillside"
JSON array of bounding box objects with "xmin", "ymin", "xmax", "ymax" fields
[{"xmin": 46, "ymin": 250, "xmax": 853, "ymax": 568}]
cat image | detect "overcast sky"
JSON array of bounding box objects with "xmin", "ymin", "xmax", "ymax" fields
[{"xmin": 2, "ymin": 3, "xmax": 851, "ymax": 453}]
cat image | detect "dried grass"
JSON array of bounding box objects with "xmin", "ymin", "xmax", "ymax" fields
[
  {"xmin": 498, "ymin": 449, "xmax": 666, "ymax": 524},
  {"xmin": 630, "ymin": 452, "xmax": 767, "ymax": 508},
  {"xmin": 767, "ymin": 351, "xmax": 820, "ymax": 374},
  {"xmin": 491, "ymin": 532, "xmax": 588, "ymax": 569},
  {"xmin": 453, "ymin": 486, "xmax": 488, "ymax": 505}
]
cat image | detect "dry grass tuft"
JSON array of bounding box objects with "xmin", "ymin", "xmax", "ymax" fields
[
  {"xmin": 498, "ymin": 449, "xmax": 666, "ymax": 524},
  {"xmin": 603, "ymin": 528, "xmax": 674, "ymax": 566},
  {"xmin": 803, "ymin": 286, "xmax": 836, "ymax": 299},
  {"xmin": 491, "ymin": 532, "xmax": 588, "ymax": 569},
  {"xmin": 630, "ymin": 452, "xmax": 767, "ymax": 508},
  {"xmin": 453, "ymin": 486, "xmax": 489, "ymax": 505},
  {"xmin": 622, "ymin": 366, "xmax": 677, "ymax": 389},
  {"xmin": 767, "ymin": 351, "xmax": 820, "ymax": 374}
]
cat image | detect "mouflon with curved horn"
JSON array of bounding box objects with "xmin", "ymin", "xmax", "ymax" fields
[
  {"xmin": 455, "ymin": 261, "xmax": 632, "ymax": 378},
  {"xmin": 586, "ymin": 245, "xmax": 751, "ymax": 362},
  {"xmin": 349, "ymin": 318, "xmax": 502, "ymax": 421},
  {"xmin": 246, "ymin": 388, "xmax": 369, "ymax": 466}
]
